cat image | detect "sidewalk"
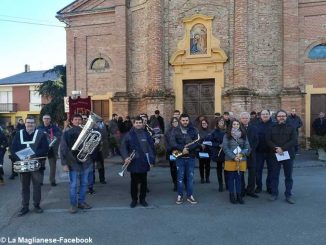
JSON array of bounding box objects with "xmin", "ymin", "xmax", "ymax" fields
[{"xmin": 105, "ymin": 149, "xmax": 326, "ymax": 168}]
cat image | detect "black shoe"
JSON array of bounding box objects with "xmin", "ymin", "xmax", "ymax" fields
[
  {"xmin": 130, "ymin": 200, "xmax": 137, "ymax": 208},
  {"xmin": 100, "ymin": 180, "xmax": 107, "ymax": 184},
  {"xmin": 201, "ymin": 179, "xmax": 205, "ymax": 184},
  {"xmin": 51, "ymin": 182, "xmax": 57, "ymax": 187},
  {"xmin": 218, "ymin": 186, "xmax": 223, "ymax": 192},
  {"xmin": 237, "ymin": 194, "xmax": 245, "ymax": 204},
  {"xmin": 247, "ymin": 192, "xmax": 259, "ymax": 198},
  {"xmin": 78, "ymin": 202, "xmax": 92, "ymax": 209},
  {"xmin": 146, "ymin": 188, "xmax": 150, "ymax": 193},
  {"xmin": 18, "ymin": 207, "xmax": 29, "ymax": 217},
  {"xmin": 206, "ymin": 178, "xmax": 210, "ymax": 183},
  {"xmin": 229, "ymin": 193, "xmax": 237, "ymax": 204},
  {"xmin": 88, "ymin": 188, "xmax": 95, "ymax": 195},
  {"xmin": 40, "ymin": 183, "xmax": 43, "ymax": 186},
  {"xmin": 255, "ymin": 188, "xmax": 262, "ymax": 194},
  {"xmin": 9, "ymin": 174, "xmax": 16, "ymax": 180},
  {"xmin": 140, "ymin": 200, "xmax": 148, "ymax": 207},
  {"xmin": 266, "ymin": 188, "xmax": 272, "ymax": 194},
  {"xmin": 34, "ymin": 205, "xmax": 43, "ymax": 213}
]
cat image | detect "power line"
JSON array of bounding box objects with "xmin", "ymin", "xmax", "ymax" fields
[
  {"xmin": 0, "ymin": 14, "xmax": 59, "ymax": 24},
  {"xmin": 0, "ymin": 19, "xmax": 65, "ymax": 28}
]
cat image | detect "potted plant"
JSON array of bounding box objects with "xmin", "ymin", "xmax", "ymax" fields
[{"xmin": 309, "ymin": 135, "xmax": 326, "ymax": 161}]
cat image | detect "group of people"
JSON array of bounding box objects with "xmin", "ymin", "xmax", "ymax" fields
[{"xmin": 1, "ymin": 108, "xmax": 325, "ymax": 216}]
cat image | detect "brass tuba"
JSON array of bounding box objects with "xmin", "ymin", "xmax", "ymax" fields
[{"xmin": 71, "ymin": 112, "xmax": 102, "ymax": 162}]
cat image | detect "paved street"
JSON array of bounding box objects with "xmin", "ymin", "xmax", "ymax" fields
[{"xmin": 0, "ymin": 151, "xmax": 326, "ymax": 245}]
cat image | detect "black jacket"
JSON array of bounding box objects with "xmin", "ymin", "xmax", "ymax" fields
[
  {"xmin": 265, "ymin": 123, "xmax": 297, "ymax": 160},
  {"xmin": 170, "ymin": 125, "xmax": 199, "ymax": 158}
]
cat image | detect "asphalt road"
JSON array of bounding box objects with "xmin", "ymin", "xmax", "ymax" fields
[{"xmin": 0, "ymin": 153, "xmax": 326, "ymax": 245}]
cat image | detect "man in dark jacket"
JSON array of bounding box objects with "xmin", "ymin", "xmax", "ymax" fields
[
  {"xmin": 11, "ymin": 116, "xmax": 49, "ymax": 216},
  {"xmin": 312, "ymin": 112, "xmax": 326, "ymax": 136},
  {"xmin": 240, "ymin": 112, "xmax": 259, "ymax": 198},
  {"xmin": 0, "ymin": 128, "xmax": 8, "ymax": 184},
  {"xmin": 120, "ymin": 116, "xmax": 155, "ymax": 208},
  {"xmin": 266, "ymin": 110, "xmax": 297, "ymax": 204},
  {"xmin": 170, "ymin": 113, "xmax": 199, "ymax": 205},
  {"xmin": 60, "ymin": 114, "xmax": 93, "ymax": 213},
  {"xmin": 255, "ymin": 110, "xmax": 274, "ymax": 194},
  {"xmin": 286, "ymin": 108, "xmax": 303, "ymax": 154}
]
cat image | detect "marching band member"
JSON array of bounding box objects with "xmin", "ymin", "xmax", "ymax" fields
[
  {"xmin": 60, "ymin": 114, "xmax": 92, "ymax": 214},
  {"xmin": 165, "ymin": 117, "xmax": 179, "ymax": 191},
  {"xmin": 120, "ymin": 116, "xmax": 155, "ymax": 208},
  {"xmin": 170, "ymin": 113, "xmax": 199, "ymax": 205},
  {"xmin": 210, "ymin": 118, "xmax": 227, "ymax": 192},
  {"xmin": 37, "ymin": 114, "xmax": 62, "ymax": 186},
  {"xmin": 11, "ymin": 116, "xmax": 49, "ymax": 216},
  {"xmin": 197, "ymin": 119, "xmax": 212, "ymax": 183},
  {"xmin": 222, "ymin": 119, "xmax": 250, "ymax": 204},
  {"xmin": 0, "ymin": 127, "xmax": 8, "ymax": 184}
]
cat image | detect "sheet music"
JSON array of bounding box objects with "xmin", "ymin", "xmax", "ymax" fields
[
  {"xmin": 16, "ymin": 147, "xmax": 35, "ymax": 160},
  {"xmin": 275, "ymin": 151, "xmax": 290, "ymax": 162}
]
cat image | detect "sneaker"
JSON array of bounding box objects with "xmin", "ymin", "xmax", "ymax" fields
[
  {"xmin": 247, "ymin": 192, "xmax": 259, "ymax": 198},
  {"xmin": 130, "ymin": 200, "xmax": 137, "ymax": 208},
  {"xmin": 176, "ymin": 195, "xmax": 183, "ymax": 205},
  {"xmin": 269, "ymin": 195, "xmax": 278, "ymax": 201},
  {"xmin": 34, "ymin": 205, "xmax": 43, "ymax": 213},
  {"xmin": 78, "ymin": 202, "xmax": 92, "ymax": 209},
  {"xmin": 286, "ymin": 196, "xmax": 295, "ymax": 204},
  {"xmin": 51, "ymin": 182, "xmax": 57, "ymax": 187},
  {"xmin": 187, "ymin": 195, "xmax": 198, "ymax": 204},
  {"xmin": 100, "ymin": 180, "xmax": 107, "ymax": 184},
  {"xmin": 255, "ymin": 187, "xmax": 262, "ymax": 194},
  {"xmin": 18, "ymin": 207, "xmax": 29, "ymax": 217},
  {"xmin": 140, "ymin": 200, "xmax": 148, "ymax": 207},
  {"xmin": 69, "ymin": 206, "xmax": 78, "ymax": 214},
  {"xmin": 9, "ymin": 174, "xmax": 16, "ymax": 180},
  {"xmin": 200, "ymin": 179, "xmax": 205, "ymax": 184},
  {"xmin": 266, "ymin": 188, "xmax": 272, "ymax": 194}
]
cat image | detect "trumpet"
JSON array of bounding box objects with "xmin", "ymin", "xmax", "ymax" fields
[
  {"xmin": 172, "ymin": 134, "xmax": 200, "ymax": 158},
  {"xmin": 118, "ymin": 150, "xmax": 136, "ymax": 177}
]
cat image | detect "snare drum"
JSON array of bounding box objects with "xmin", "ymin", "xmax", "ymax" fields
[{"xmin": 13, "ymin": 160, "xmax": 41, "ymax": 173}]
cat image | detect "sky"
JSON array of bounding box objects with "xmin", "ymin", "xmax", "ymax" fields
[{"xmin": 0, "ymin": 0, "xmax": 73, "ymax": 79}]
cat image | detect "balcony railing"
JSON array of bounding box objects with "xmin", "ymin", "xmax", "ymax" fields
[{"xmin": 0, "ymin": 103, "xmax": 17, "ymax": 112}]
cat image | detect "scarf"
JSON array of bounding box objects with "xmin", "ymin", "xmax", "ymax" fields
[{"xmin": 231, "ymin": 128, "xmax": 242, "ymax": 141}]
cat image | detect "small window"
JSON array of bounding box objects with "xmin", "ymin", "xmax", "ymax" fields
[
  {"xmin": 308, "ymin": 44, "xmax": 326, "ymax": 60},
  {"xmin": 90, "ymin": 58, "xmax": 109, "ymax": 71}
]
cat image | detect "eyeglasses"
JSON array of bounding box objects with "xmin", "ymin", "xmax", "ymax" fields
[
  {"xmin": 43, "ymin": 118, "xmax": 50, "ymax": 120},
  {"xmin": 277, "ymin": 115, "xmax": 286, "ymax": 118}
]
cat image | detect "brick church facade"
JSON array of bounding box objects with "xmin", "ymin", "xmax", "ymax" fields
[{"xmin": 57, "ymin": 0, "xmax": 326, "ymax": 139}]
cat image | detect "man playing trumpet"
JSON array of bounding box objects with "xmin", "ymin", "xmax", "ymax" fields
[{"xmin": 120, "ymin": 116, "xmax": 156, "ymax": 208}]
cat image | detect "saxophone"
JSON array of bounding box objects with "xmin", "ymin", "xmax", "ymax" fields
[{"xmin": 172, "ymin": 134, "xmax": 200, "ymax": 158}]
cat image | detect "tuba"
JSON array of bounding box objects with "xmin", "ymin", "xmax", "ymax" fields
[{"xmin": 71, "ymin": 112, "xmax": 102, "ymax": 162}]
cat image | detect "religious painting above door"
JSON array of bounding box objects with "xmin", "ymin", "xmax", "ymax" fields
[{"xmin": 190, "ymin": 24, "xmax": 207, "ymax": 55}]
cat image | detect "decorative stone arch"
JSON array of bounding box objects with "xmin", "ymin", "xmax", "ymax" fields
[
  {"xmin": 169, "ymin": 14, "xmax": 228, "ymax": 113},
  {"xmin": 304, "ymin": 39, "xmax": 326, "ymax": 61},
  {"xmin": 88, "ymin": 54, "xmax": 112, "ymax": 73}
]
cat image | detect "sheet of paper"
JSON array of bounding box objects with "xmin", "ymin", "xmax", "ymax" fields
[
  {"xmin": 202, "ymin": 141, "xmax": 212, "ymax": 146},
  {"xmin": 233, "ymin": 146, "xmax": 242, "ymax": 155},
  {"xmin": 169, "ymin": 155, "xmax": 176, "ymax": 161},
  {"xmin": 275, "ymin": 151, "xmax": 290, "ymax": 162},
  {"xmin": 16, "ymin": 147, "xmax": 35, "ymax": 160},
  {"xmin": 199, "ymin": 152, "xmax": 209, "ymax": 158}
]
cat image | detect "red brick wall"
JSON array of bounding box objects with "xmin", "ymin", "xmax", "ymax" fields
[{"xmin": 13, "ymin": 86, "xmax": 29, "ymax": 111}]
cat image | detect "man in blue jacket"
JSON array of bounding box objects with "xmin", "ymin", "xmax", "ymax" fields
[
  {"xmin": 120, "ymin": 116, "xmax": 155, "ymax": 208},
  {"xmin": 170, "ymin": 113, "xmax": 199, "ymax": 205}
]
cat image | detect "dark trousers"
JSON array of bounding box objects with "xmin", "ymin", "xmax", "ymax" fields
[
  {"xmin": 199, "ymin": 157, "xmax": 211, "ymax": 180},
  {"xmin": 227, "ymin": 171, "xmax": 243, "ymax": 194},
  {"xmin": 271, "ymin": 159, "xmax": 293, "ymax": 197},
  {"xmin": 48, "ymin": 156, "xmax": 57, "ymax": 184},
  {"xmin": 256, "ymin": 152, "xmax": 273, "ymax": 190},
  {"xmin": 0, "ymin": 150, "xmax": 4, "ymax": 180},
  {"xmin": 39, "ymin": 160, "xmax": 46, "ymax": 184},
  {"xmin": 130, "ymin": 172, "xmax": 147, "ymax": 201},
  {"xmin": 216, "ymin": 161, "xmax": 228, "ymax": 189},
  {"xmin": 246, "ymin": 153, "xmax": 257, "ymax": 194},
  {"xmin": 96, "ymin": 156, "xmax": 105, "ymax": 182},
  {"xmin": 169, "ymin": 160, "xmax": 177, "ymax": 186},
  {"xmin": 20, "ymin": 171, "xmax": 42, "ymax": 208},
  {"xmin": 0, "ymin": 166, "xmax": 3, "ymax": 180}
]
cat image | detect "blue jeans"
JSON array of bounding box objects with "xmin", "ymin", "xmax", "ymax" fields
[
  {"xmin": 176, "ymin": 157, "xmax": 195, "ymax": 197},
  {"xmin": 227, "ymin": 171, "xmax": 243, "ymax": 194},
  {"xmin": 88, "ymin": 162, "xmax": 95, "ymax": 189},
  {"xmin": 256, "ymin": 152, "xmax": 273, "ymax": 190},
  {"xmin": 271, "ymin": 159, "xmax": 293, "ymax": 197},
  {"xmin": 68, "ymin": 165, "xmax": 91, "ymax": 206}
]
